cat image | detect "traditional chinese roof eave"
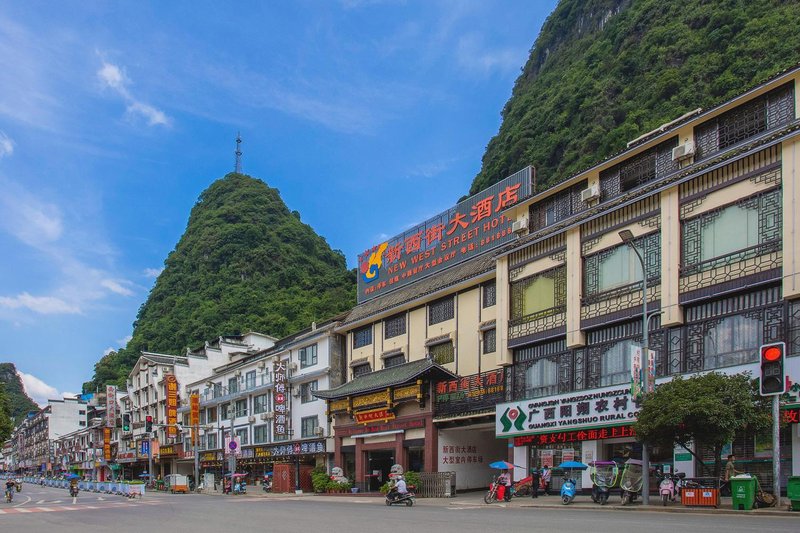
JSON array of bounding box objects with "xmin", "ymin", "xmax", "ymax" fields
[{"xmin": 313, "ymin": 359, "xmax": 456, "ymax": 400}]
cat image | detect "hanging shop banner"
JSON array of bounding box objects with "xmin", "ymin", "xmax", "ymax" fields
[
  {"xmin": 190, "ymin": 393, "xmax": 200, "ymax": 446},
  {"xmin": 106, "ymin": 385, "xmax": 117, "ymax": 428},
  {"xmin": 513, "ymin": 425, "xmax": 637, "ymax": 447},
  {"xmin": 539, "ymin": 449, "xmax": 554, "ymax": 468},
  {"xmin": 357, "ymin": 167, "xmax": 532, "ymax": 303},
  {"xmin": 116, "ymin": 451, "xmax": 137, "ymax": 463},
  {"xmin": 103, "ymin": 427, "xmax": 112, "ymax": 461},
  {"xmin": 434, "ymin": 369, "xmax": 505, "ymax": 418},
  {"xmin": 354, "ymin": 408, "xmax": 395, "ymax": 425},
  {"xmin": 273, "ymin": 361, "xmax": 289, "ymax": 439},
  {"xmin": 496, "ymin": 385, "xmax": 639, "ymax": 438},
  {"xmin": 165, "ymin": 374, "xmax": 179, "ymax": 439}
]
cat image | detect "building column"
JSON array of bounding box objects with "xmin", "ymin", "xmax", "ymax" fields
[
  {"xmin": 661, "ymin": 186, "xmax": 684, "ymax": 326},
  {"xmin": 495, "ymin": 255, "xmax": 512, "ymax": 367},
  {"xmin": 424, "ymin": 415, "xmax": 437, "ymax": 473},
  {"xmin": 566, "ymin": 227, "xmax": 586, "ymax": 347},
  {"xmin": 394, "ymin": 433, "xmax": 404, "ymax": 470},
  {"xmin": 782, "ymin": 137, "xmax": 800, "ymax": 300},
  {"xmin": 334, "ymin": 436, "xmax": 343, "ymax": 471},
  {"xmin": 354, "ymin": 439, "xmax": 365, "ymax": 491}
]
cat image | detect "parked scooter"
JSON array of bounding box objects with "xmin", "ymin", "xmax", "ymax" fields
[
  {"xmin": 385, "ymin": 486, "xmax": 415, "ymax": 506},
  {"xmin": 658, "ymin": 471, "xmax": 685, "ymax": 506},
  {"xmin": 15, "ymin": 480, "xmax": 21, "ymax": 493},
  {"xmin": 589, "ymin": 461, "xmax": 619, "ymax": 505},
  {"xmin": 484, "ymin": 476, "xmax": 501, "ymax": 504},
  {"xmin": 619, "ymin": 459, "xmax": 643, "ymax": 505}
]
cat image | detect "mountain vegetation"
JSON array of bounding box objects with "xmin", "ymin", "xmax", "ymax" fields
[
  {"xmin": 0, "ymin": 363, "xmax": 40, "ymax": 426},
  {"xmin": 85, "ymin": 173, "xmax": 356, "ymax": 390},
  {"xmin": 470, "ymin": 0, "xmax": 800, "ymax": 195}
]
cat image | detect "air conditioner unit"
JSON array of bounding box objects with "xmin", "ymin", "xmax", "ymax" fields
[
  {"xmin": 264, "ymin": 412, "xmax": 275, "ymax": 420},
  {"xmin": 288, "ymin": 362, "xmax": 298, "ymax": 372},
  {"xmin": 511, "ymin": 218, "xmax": 528, "ymax": 234},
  {"xmin": 314, "ymin": 427, "xmax": 324, "ymax": 437},
  {"xmin": 257, "ymin": 361, "xmax": 266, "ymax": 371},
  {"xmin": 248, "ymin": 416, "xmax": 256, "ymax": 424},
  {"xmin": 260, "ymin": 413, "xmax": 270, "ymax": 421},
  {"xmin": 580, "ymin": 184, "xmax": 600, "ymax": 203},
  {"xmin": 235, "ymin": 370, "xmax": 242, "ymax": 378},
  {"xmin": 292, "ymin": 388, "xmax": 301, "ymax": 398},
  {"xmin": 671, "ymin": 141, "xmax": 695, "ymax": 161}
]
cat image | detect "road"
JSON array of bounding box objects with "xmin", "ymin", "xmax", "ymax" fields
[{"xmin": 2, "ymin": 485, "xmax": 797, "ymax": 532}]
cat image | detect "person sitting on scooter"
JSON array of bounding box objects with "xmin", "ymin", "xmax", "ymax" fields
[
  {"xmin": 497, "ymin": 469, "xmax": 512, "ymax": 501},
  {"xmin": 395, "ymin": 475, "xmax": 408, "ymax": 497}
]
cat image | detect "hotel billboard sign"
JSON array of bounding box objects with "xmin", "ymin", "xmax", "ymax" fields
[{"xmin": 357, "ymin": 167, "xmax": 532, "ymax": 303}]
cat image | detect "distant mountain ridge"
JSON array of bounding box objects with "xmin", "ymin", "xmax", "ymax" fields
[
  {"xmin": 0, "ymin": 363, "xmax": 40, "ymax": 423},
  {"xmin": 469, "ymin": 0, "xmax": 800, "ymax": 194},
  {"xmin": 85, "ymin": 173, "xmax": 356, "ymax": 390}
]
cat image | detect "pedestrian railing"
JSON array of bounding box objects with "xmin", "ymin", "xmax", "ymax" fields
[{"xmin": 417, "ymin": 472, "xmax": 457, "ymax": 498}]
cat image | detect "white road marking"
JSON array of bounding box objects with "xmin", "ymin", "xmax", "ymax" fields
[
  {"xmin": 36, "ymin": 499, "xmax": 45, "ymax": 504},
  {"xmin": 13, "ymin": 495, "xmax": 31, "ymax": 508}
]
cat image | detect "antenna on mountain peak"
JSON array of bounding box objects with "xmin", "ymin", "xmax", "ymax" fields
[{"xmin": 234, "ymin": 132, "xmax": 243, "ymax": 174}]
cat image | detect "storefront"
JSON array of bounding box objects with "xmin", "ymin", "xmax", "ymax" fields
[
  {"xmin": 316, "ymin": 359, "xmax": 455, "ymax": 492},
  {"xmin": 156, "ymin": 444, "xmax": 178, "ymax": 478},
  {"xmin": 434, "ymin": 368, "xmax": 509, "ymax": 490},
  {"xmin": 496, "ymin": 384, "xmax": 641, "ymax": 490}
]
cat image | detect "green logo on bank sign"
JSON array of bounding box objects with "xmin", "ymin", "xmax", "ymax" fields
[{"xmin": 499, "ymin": 405, "xmax": 527, "ymax": 433}]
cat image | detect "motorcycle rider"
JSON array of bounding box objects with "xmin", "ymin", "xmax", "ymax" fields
[
  {"xmin": 497, "ymin": 469, "xmax": 512, "ymax": 502},
  {"xmin": 5, "ymin": 478, "xmax": 15, "ymax": 502}
]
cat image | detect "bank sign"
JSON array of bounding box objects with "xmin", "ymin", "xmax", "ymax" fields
[
  {"xmin": 496, "ymin": 385, "xmax": 639, "ymax": 438},
  {"xmin": 356, "ymin": 167, "xmax": 532, "ymax": 303}
]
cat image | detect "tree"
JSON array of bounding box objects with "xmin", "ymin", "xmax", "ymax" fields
[{"xmin": 634, "ymin": 372, "xmax": 770, "ymax": 478}]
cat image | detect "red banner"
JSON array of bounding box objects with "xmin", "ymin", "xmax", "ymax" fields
[
  {"xmin": 354, "ymin": 408, "xmax": 395, "ymax": 425},
  {"xmin": 103, "ymin": 427, "xmax": 112, "ymax": 461},
  {"xmin": 190, "ymin": 393, "xmax": 200, "ymax": 445},
  {"xmin": 513, "ymin": 425, "xmax": 636, "ymax": 447}
]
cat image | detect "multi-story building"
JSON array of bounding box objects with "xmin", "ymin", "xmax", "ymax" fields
[
  {"xmin": 120, "ymin": 333, "xmax": 275, "ymax": 478},
  {"xmin": 186, "ymin": 319, "xmax": 345, "ymax": 491},
  {"xmin": 15, "ymin": 397, "xmax": 87, "ymax": 475},
  {"xmin": 318, "ymin": 64, "xmax": 800, "ymax": 492}
]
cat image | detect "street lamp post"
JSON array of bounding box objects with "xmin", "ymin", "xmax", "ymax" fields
[{"xmin": 619, "ymin": 229, "xmax": 651, "ymax": 505}]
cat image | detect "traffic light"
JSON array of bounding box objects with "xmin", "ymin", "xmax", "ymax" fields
[
  {"xmin": 145, "ymin": 415, "xmax": 153, "ymax": 433},
  {"xmin": 759, "ymin": 342, "xmax": 786, "ymax": 395},
  {"xmin": 122, "ymin": 413, "xmax": 131, "ymax": 432}
]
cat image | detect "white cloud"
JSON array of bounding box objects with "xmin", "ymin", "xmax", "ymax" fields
[
  {"xmin": 103, "ymin": 347, "xmax": 116, "ymax": 356},
  {"xmin": 455, "ymin": 33, "xmax": 523, "ymax": 75},
  {"xmin": 19, "ymin": 371, "xmax": 75, "ymax": 407},
  {"xmin": 97, "ymin": 60, "xmax": 171, "ymax": 127},
  {"xmin": 0, "ymin": 178, "xmax": 63, "ymax": 248},
  {"xmin": 143, "ymin": 267, "xmax": 164, "ymax": 278},
  {"xmin": 0, "ymin": 292, "xmax": 80, "ymax": 314},
  {"xmin": 0, "ymin": 131, "xmax": 13, "ymax": 158},
  {"xmin": 116, "ymin": 334, "xmax": 132, "ymax": 346},
  {"xmin": 100, "ymin": 278, "xmax": 134, "ymax": 297}
]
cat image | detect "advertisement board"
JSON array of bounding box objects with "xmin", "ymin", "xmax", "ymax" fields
[
  {"xmin": 190, "ymin": 393, "xmax": 200, "ymax": 446},
  {"xmin": 434, "ymin": 369, "xmax": 505, "ymax": 418},
  {"xmin": 165, "ymin": 374, "xmax": 178, "ymax": 439},
  {"xmin": 106, "ymin": 385, "xmax": 117, "ymax": 428},
  {"xmin": 273, "ymin": 361, "xmax": 289, "ymax": 439},
  {"xmin": 357, "ymin": 167, "xmax": 532, "ymax": 303}
]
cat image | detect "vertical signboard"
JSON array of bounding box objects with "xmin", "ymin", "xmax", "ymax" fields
[
  {"xmin": 103, "ymin": 427, "xmax": 112, "ymax": 461},
  {"xmin": 190, "ymin": 393, "xmax": 200, "ymax": 446},
  {"xmin": 273, "ymin": 361, "xmax": 288, "ymax": 440},
  {"xmin": 630, "ymin": 346, "xmax": 643, "ymax": 400},
  {"xmin": 356, "ymin": 167, "xmax": 532, "ymax": 303},
  {"xmin": 106, "ymin": 385, "xmax": 117, "ymax": 428},
  {"xmin": 165, "ymin": 374, "xmax": 178, "ymax": 439}
]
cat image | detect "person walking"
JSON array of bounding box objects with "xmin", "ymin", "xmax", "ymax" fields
[
  {"xmin": 541, "ymin": 465, "xmax": 552, "ymax": 496},
  {"xmin": 530, "ymin": 467, "xmax": 540, "ymax": 499},
  {"xmin": 722, "ymin": 454, "xmax": 742, "ymax": 496}
]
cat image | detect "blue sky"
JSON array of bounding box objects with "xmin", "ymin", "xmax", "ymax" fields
[{"xmin": 0, "ymin": 0, "xmax": 558, "ymax": 404}]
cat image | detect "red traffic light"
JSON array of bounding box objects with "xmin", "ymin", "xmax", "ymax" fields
[
  {"xmin": 145, "ymin": 415, "xmax": 153, "ymax": 422},
  {"xmin": 762, "ymin": 346, "xmax": 782, "ymax": 362}
]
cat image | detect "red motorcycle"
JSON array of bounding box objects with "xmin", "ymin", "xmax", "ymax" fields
[{"xmin": 484, "ymin": 477, "xmax": 514, "ymax": 503}]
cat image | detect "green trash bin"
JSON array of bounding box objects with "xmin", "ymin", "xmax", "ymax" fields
[
  {"xmin": 787, "ymin": 476, "xmax": 800, "ymax": 512},
  {"xmin": 730, "ymin": 477, "xmax": 756, "ymax": 510}
]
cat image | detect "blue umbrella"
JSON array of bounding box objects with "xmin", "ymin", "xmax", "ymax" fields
[
  {"xmin": 558, "ymin": 461, "xmax": 588, "ymax": 470},
  {"xmin": 65, "ymin": 473, "xmax": 80, "ymax": 480},
  {"xmin": 138, "ymin": 473, "xmax": 152, "ymax": 478},
  {"xmin": 488, "ymin": 461, "xmax": 524, "ymax": 470}
]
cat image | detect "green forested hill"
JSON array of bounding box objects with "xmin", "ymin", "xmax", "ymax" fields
[
  {"xmin": 85, "ymin": 173, "xmax": 356, "ymax": 390},
  {"xmin": 470, "ymin": 0, "xmax": 800, "ymax": 194},
  {"xmin": 0, "ymin": 363, "xmax": 40, "ymax": 425}
]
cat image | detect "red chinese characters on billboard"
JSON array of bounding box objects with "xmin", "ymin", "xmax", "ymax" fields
[
  {"xmin": 357, "ymin": 167, "xmax": 532, "ymax": 303},
  {"xmin": 190, "ymin": 393, "xmax": 200, "ymax": 446},
  {"xmin": 354, "ymin": 408, "xmax": 395, "ymax": 425},
  {"xmin": 512, "ymin": 425, "xmax": 636, "ymax": 447},
  {"xmin": 434, "ymin": 369, "xmax": 505, "ymax": 417},
  {"xmin": 103, "ymin": 427, "xmax": 112, "ymax": 461},
  {"xmin": 165, "ymin": 374, "xmax": 178, "ymax": 439},
  {"xmin": 273, "ymin": 361, "xmax": 289, "ymax": 438},
  {"xmin": 782, "ymin": 408, "xmax": 800, "ymax": 424}
]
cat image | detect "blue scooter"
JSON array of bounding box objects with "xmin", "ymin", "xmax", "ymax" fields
[{"xmin": 560, "ymin": 475, "xmax": 577, "ymax": 504}]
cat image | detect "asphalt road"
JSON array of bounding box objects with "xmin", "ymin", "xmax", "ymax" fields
[{"xmin": 2, "ymin": 485, "xmax": 798, "ymax": 533}]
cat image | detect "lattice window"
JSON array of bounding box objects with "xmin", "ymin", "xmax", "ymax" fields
[
  {"xmin": 429, "ymin": 296, "xmax": 455, "ymax": 325},
  {"xmin": 429, "ymin": 342, "xmax": 455, "ymax": 365},
  {"xmin": 383, "ymin": 354, "xmax": 405, "ymax": 368},
  {"xmin": 510, "ymin": 266, "xmax": 567, "ymax": 323},
  {"xmin": 600, "ymin": 137, "xmax": 678, "ymax": 199},
  {"xmin": 512, "ymin": 339, "xmax": 571, "ymax": 400},
  {"xmin": 384, "ymin": 313, "xmax": 406, "ymax": 339},
  {"xmin": 353, "ymin": 325, "xmax": 373, "ymax": 349},
  {"xmin": 482, "ymin": 281, "xmax": 497, "ymax": 308},
  {"xmin": 788, "ymin": 300, "xmax": 800, "ymax": 358},
  {"xmin": 483, "ymin": 329, "xmax": 496, "ymax": 355},
  {"xmin": 694, "ymin": 82, "xmax": 795, "ymax": 159},
  {"xmin": 529, "ymin": 181, "xmax": 587, "ymax": 231},
  {"xmin": 584, "ymin": 232, "xmax": 661, "ymax": 304},
  {"xmin": 681, "ymin": 189, "xmax": 782, "ymax": 277},
  {"xmin": 352, "ymin": 363, "xmax": 371, "ymax": 377}
]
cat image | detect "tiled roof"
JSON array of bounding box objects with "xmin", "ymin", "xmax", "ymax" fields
[
  {"xmin": 313, "ymin": 358, "xmax": 456, "ymax": 400},
  {"xmin": 342, "ymin": 252, "xmax": 496, "ymax": 326},
  {"xmin": 141, "ymin": 352, "xmax": 188, "ymax": 366}
]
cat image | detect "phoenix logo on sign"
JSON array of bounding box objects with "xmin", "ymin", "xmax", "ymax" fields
[
  {"xmin": 360, "ymin": 242, "xmax": 388, "ymax": 283},
  {"xmin": 499, "ymin": 405, "xmax": 527, "ymax": 433}
]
